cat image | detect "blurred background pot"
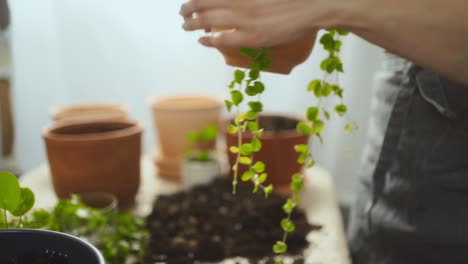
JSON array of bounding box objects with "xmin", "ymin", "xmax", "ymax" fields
[
  {"xmin": 149, "ymin": 95, "xmax": 222, "ymax": 181},
  {"xmin": 216, "ymin": 33, "xmax": 317, "ymax": 74},
  {"xmin": 224, "ymin": 114, "xmax": 310, "ymax": 194},
  {"xmin": 50, "ymin": 102, "xmax": 128, "ymax": 122},
  {"xmin": 0, "ymin": 229, "xmax": 105, "ymax": 264},
  {"xmin": 42, "ymin": 119, "xmax": 142, "ymax": 209}
]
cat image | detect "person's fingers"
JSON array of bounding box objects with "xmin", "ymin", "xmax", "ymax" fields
[
  {"xmin": 182, "ymin": 10, "xmax": 243, "ymax": 31},
  {"xmin": 198, "ymin": 30, "xmax": 267, "ymax": 48},
  {"xmin": 180, "ymin": 0, "xmax": 231, "ymax": 17}
]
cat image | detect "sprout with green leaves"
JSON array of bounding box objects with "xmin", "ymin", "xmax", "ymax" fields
[{"xmin": 0, "ymin": 171, "xmax": 35, "ymax": 228}]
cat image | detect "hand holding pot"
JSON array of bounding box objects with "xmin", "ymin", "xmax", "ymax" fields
[{"xmin": 179, "ymin": 0, "xmax": 343, "ymax": 48}]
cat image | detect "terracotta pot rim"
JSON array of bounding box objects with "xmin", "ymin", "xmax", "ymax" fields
[
  {"xmin": 224, "ymin": 113, "xmax": 308, "ymax": 139},
  {"xmin": 50, "ymin": 102, "xmax": 128, "ymax": 120},
  {"xmin": 149, "ymin": 96, "xmax": 223, "ymax": 112},
  {"xmin": 42, "ymin": 119, "xmax": 143, "ymax": 142}
]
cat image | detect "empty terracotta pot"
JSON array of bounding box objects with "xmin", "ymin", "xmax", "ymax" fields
[
  {"xmin": 216, "ymin": 33, "xmax": 317, "ymax": 74},
  {"xmin": 150, "ymin": 96, "xmax": 223, "ymax": 181},
  {"xmin": 42, "ymin": 119, "xmax": 142, "ymax": 209},
  {"xmin": 224, "ymin": 114, "xmax": 310, "ymax": 194},
  {"xmin": 50, "ymin": 102, "xmax": 128, "ymax": 122}
]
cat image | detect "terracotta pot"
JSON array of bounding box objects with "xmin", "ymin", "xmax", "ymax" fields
[
  {"xmin": 50, "ymin": 102, "xmax": 128, "ymax": 122},
  {"xmin": 216, "ymin": 33, "xmax": 317, "ymax": 74},
  {"xmin": 42, "ymin": 119, "xmax": 142, "ymax": 209},
  {"xmin": 150, "ymin": 96, "xmax": 223, "ymax": 181},
  {"xmin": 224, "ymin": 114, "xmax": 309, "ymax": 194}
]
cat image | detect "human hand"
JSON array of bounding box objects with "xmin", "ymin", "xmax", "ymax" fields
[{"xmin": 179, "ymin": 0, "xmax": 346, "ymax": 48}]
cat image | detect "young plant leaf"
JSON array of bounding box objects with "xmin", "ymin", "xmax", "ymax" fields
[
  {"xmin": 297, "ymin": 122, "xmax": 312, "ymax": 135},
  {"xmin": 229, "ymin": 146, "xmax": 239, "ymax": 154},
  {"xmin": 294, "ymin": 144, "xmax": 308, "ymax": 154},
  {"xmin": 10, "ymin": 187, "xmax": 35, "ymax": 217},
  {"xmin": 240, "ymin": 47, "xmax": 256, "ymax": 58},
  {"xmin": 273, "ymin": 241, "xmax": 288, "ymax": 254},
  {"xmin": 0, "ymin": 171, "xmax": 22, "ymax": 212},
  {"xmin": 252, "ymin": 161, "xmax": 266, "ymax": 173},
  {"xmin": 335, "ymin": 104, "xmax": 348, "ymax": 116},
  {"xmin": 247, "ymin": 122, "xmax": 259, "ymax": 132},
  {"xmin": 240, "ymin": 144, "xmax": 253, "ymax": 155},
  {"xmin": 257, "ymin": 173, "xmax": 267, "ymax": 184},
  {"xmin": 241, "ymin": 169, "xmax": 255, "ymax": 182},
  {"xmin": 234, "ymin": 69, "xmax": 245, "ymax": 84},
  {"xmin": 306, "ymin": 107, "xmax": 319, "ymax": 122},
  {"xmin": 248, "ymin": 101, "xmax": 263, "ymax": 113},
  {"xmin": 231, "ymin": 90, "xmax": 244, "ymax": 106},
  {"xmin": 254, "ymin": 81, "xmax": 265, "ymax": 94},
  {"xmin": 228, "ymin": 124, "xmax": 238, "ymax": 134},
  {"xmin": 251, "ymin": 137, "xmax": 262, "ymax": 152},
  {"xmin": 281, "ymin": 218, "xmax": 296, "ymax": 233},
  {"xmin": 313, "ymin": 120, "xmax": 325, "ymax": 134},
  {"xmin": 307, "ymin": 80, "xmax": 321, "ymax": 92},
  {"xmin": 245, "ymin": 111, "xmax": 257, "ymax": 120},
  {"xmin": 224, "ymin": 100, "xmax": 233, "ymax": 112},
  {"xmin": 239, "ymin": 156, "xmax": 252, "ymax": 165},
  {"xmin": 282, "ymin": 198, "xmax": 295, "ymax": 214},
  {"xmin": 264, "ymin": 184, "xmax": 273, "ymax": 198}
]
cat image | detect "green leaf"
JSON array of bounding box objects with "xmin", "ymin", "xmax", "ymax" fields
[
  {"xmin": 296, "ymin": 122, "xmax": 312, "ymax": 135},
  {"xmin": 306, "ymin": 107, "xmax": 319, "ymax": 122},
  {"xmin": 199, "ymin": 124, "xmax": 218, "ymax": 141},
  {"xmin": 224, "ymin": 100, "xmax": 233, "ymax": 112},
  {"xmin": 336, "ymin": 29, "xmax": 349, "ymax": 36},
  {"xmin": 254, "ymin": 81, "xmax": 265, "ymax": 94},
  {"xmin": 240, "ymin": 47, "xmax": 256, "ymax": 58},
  {"xmin": 249, "ymin": 70, "xmax": 260, "ymax": 80},
  {"xmin": 274, "ymin": 260, "xmax": 283, "ymax": 264},
  {"xmin": 234, "ymin": 70, "xmax": 245, "ymax": 84},
  {"xmin": 297, "ymin": 154, "xmax": 307, "ymax": 165},
  {"xmin": 294, "ymin": 144, "xmax": 308, "ymax": 154},
  {"xmin": 345, "ymin": 123, "xmax": 354, "ymax": 133},
  {"xmin": 264, "ymin": 184, "xmax": 273, "ymax": 198},
  {"xmin": 334, "ymin": 39, "xmax": 343, "ymax": 51},
  {"xmin": 273, "ymin": 241, "xmax": 288, "ymax": 254},
  {"xmin": 241, "ymin": 169, "xmax": 255, "ymax": 182},
  {"xmin": 335, "ymin": 104, "xmax": 348, "ymax": 116},
  {"xmin": 239, "ymin": 156, "xmax": 252, "ymax": 165},
  {"xmin": 248, "ymin": 101, "xmax": 263, "ymax": 113},
  {"xmin": 313, "ymin": 120, "xmax": 325, "ymax": 134},
  {"xmin": 239, "ymin": 144, "xmax": 253, "ymax": 155},
  {"xmin": 245, "ymin": 111, "xmax": 257, "ymax": 120},
  {"xmin": 187, "ymin": 131, "xmax": 199, "ymax": 143},
  {"xmin": 247, "ymin": 122, "xmax": 259, "ymax": 132},
  {"xmin": 291, "ymin": 173, "xmax": 304, "ymax": 193},
  {"xmin": 231, "ymin": 90, "xmax": 244, "ymax": 106},
  {"xmin": 229, "ymin": 146, "xmax": 239, "ymax": 154},
  {"xmin": 235, "ymin": 114, "xmax": 246, "ymax": 125},
  {"xmin": 252, "ymin": 161, "xmax": 265, "ymax": 173},
  {"xmin": 281, "ymin": 218, "xmax": 296, "ymax": 233},
  {"xmin": 10, "ymin": 188, "xmax": 35, "ymax": 217},
  {"xmin": 228, "ymin": 124, "xmax": 238, "ymax": 133},
  {"xmin": 331, "ymin": 84, "xmax": 344, "ymax": 98},
  {"xmin": 251, "ymin": 137, "xmax": 262, "ymax": 152},
  {"xmin": 323, "ymin": 109, "xmax": 331, "ymax": 120},
  {"xmin": 257, "ymin": 173, "xmax": 267, "ymax": 184},
  {"xmin": 282, "ymin": 198, "xmax": 295, "ymax": 214},
  {"xmin": 322, "ymin": 83, "xmax": 333, "ymax": 96},
  {"xmin": 307, "ymin": 80, "xmax": 321, "ymax": 92},
  {"xmin": 245, "ymin": 85, "xmax": 257, "ymax": 96},
  {"xmin": 228, "ymin": 81, "xmax": 235, "ymax": 89},
  {"xmin": 319, "ymin": 33, "xmax": 334, "ymax": 51},
  {"xmin": 0, "ymin": 171, "xmax": 22, "ymax": 213},
  {"xmin": 308, "ymin": 159, "xmax": 316, "ymax": 168}
]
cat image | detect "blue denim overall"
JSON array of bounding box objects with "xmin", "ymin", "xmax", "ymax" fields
[{"xmin": 348, "ymin": 53, "xmax": 468, "ymax": 263}]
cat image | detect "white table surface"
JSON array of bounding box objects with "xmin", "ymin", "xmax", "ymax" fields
[{"xmin": 20, "ymin": 157, "xmax": 351, "ymax": 264}]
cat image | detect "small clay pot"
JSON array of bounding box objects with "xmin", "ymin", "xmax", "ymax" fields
[
  {"xmin": 216, "ymin": 33, "xmax": 317, "ymax": 74},
  {"xmin": 42, "ymin": 119, "xmax": 142, "ymax": 209},
  {"xmin": 149, "ymin": 96, "xmax": 223, "ymax": 181},
  {"xmin": 50, "ymin": 102, "xmax": 128, "ymax": 122},
  {"xmin": 224, "ymin": 114, "xmax": 310, "ymax": 194}
]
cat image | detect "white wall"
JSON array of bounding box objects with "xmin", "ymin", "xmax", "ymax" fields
[{"xmin": 8, "ymin": 0, "xmax": 383, "ymax": 204}]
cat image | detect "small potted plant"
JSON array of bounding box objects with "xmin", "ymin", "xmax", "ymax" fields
[
  {"xmin": 149, "ymin": 95, "xmax": 223, "ymax": 181},
  {"xmin": 0, "ymin": 171, "xmax": 105, "ymax": 264},
  {"xmin": 181, "ymin": 124, "xmax": 222, "ymax": 189}
]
